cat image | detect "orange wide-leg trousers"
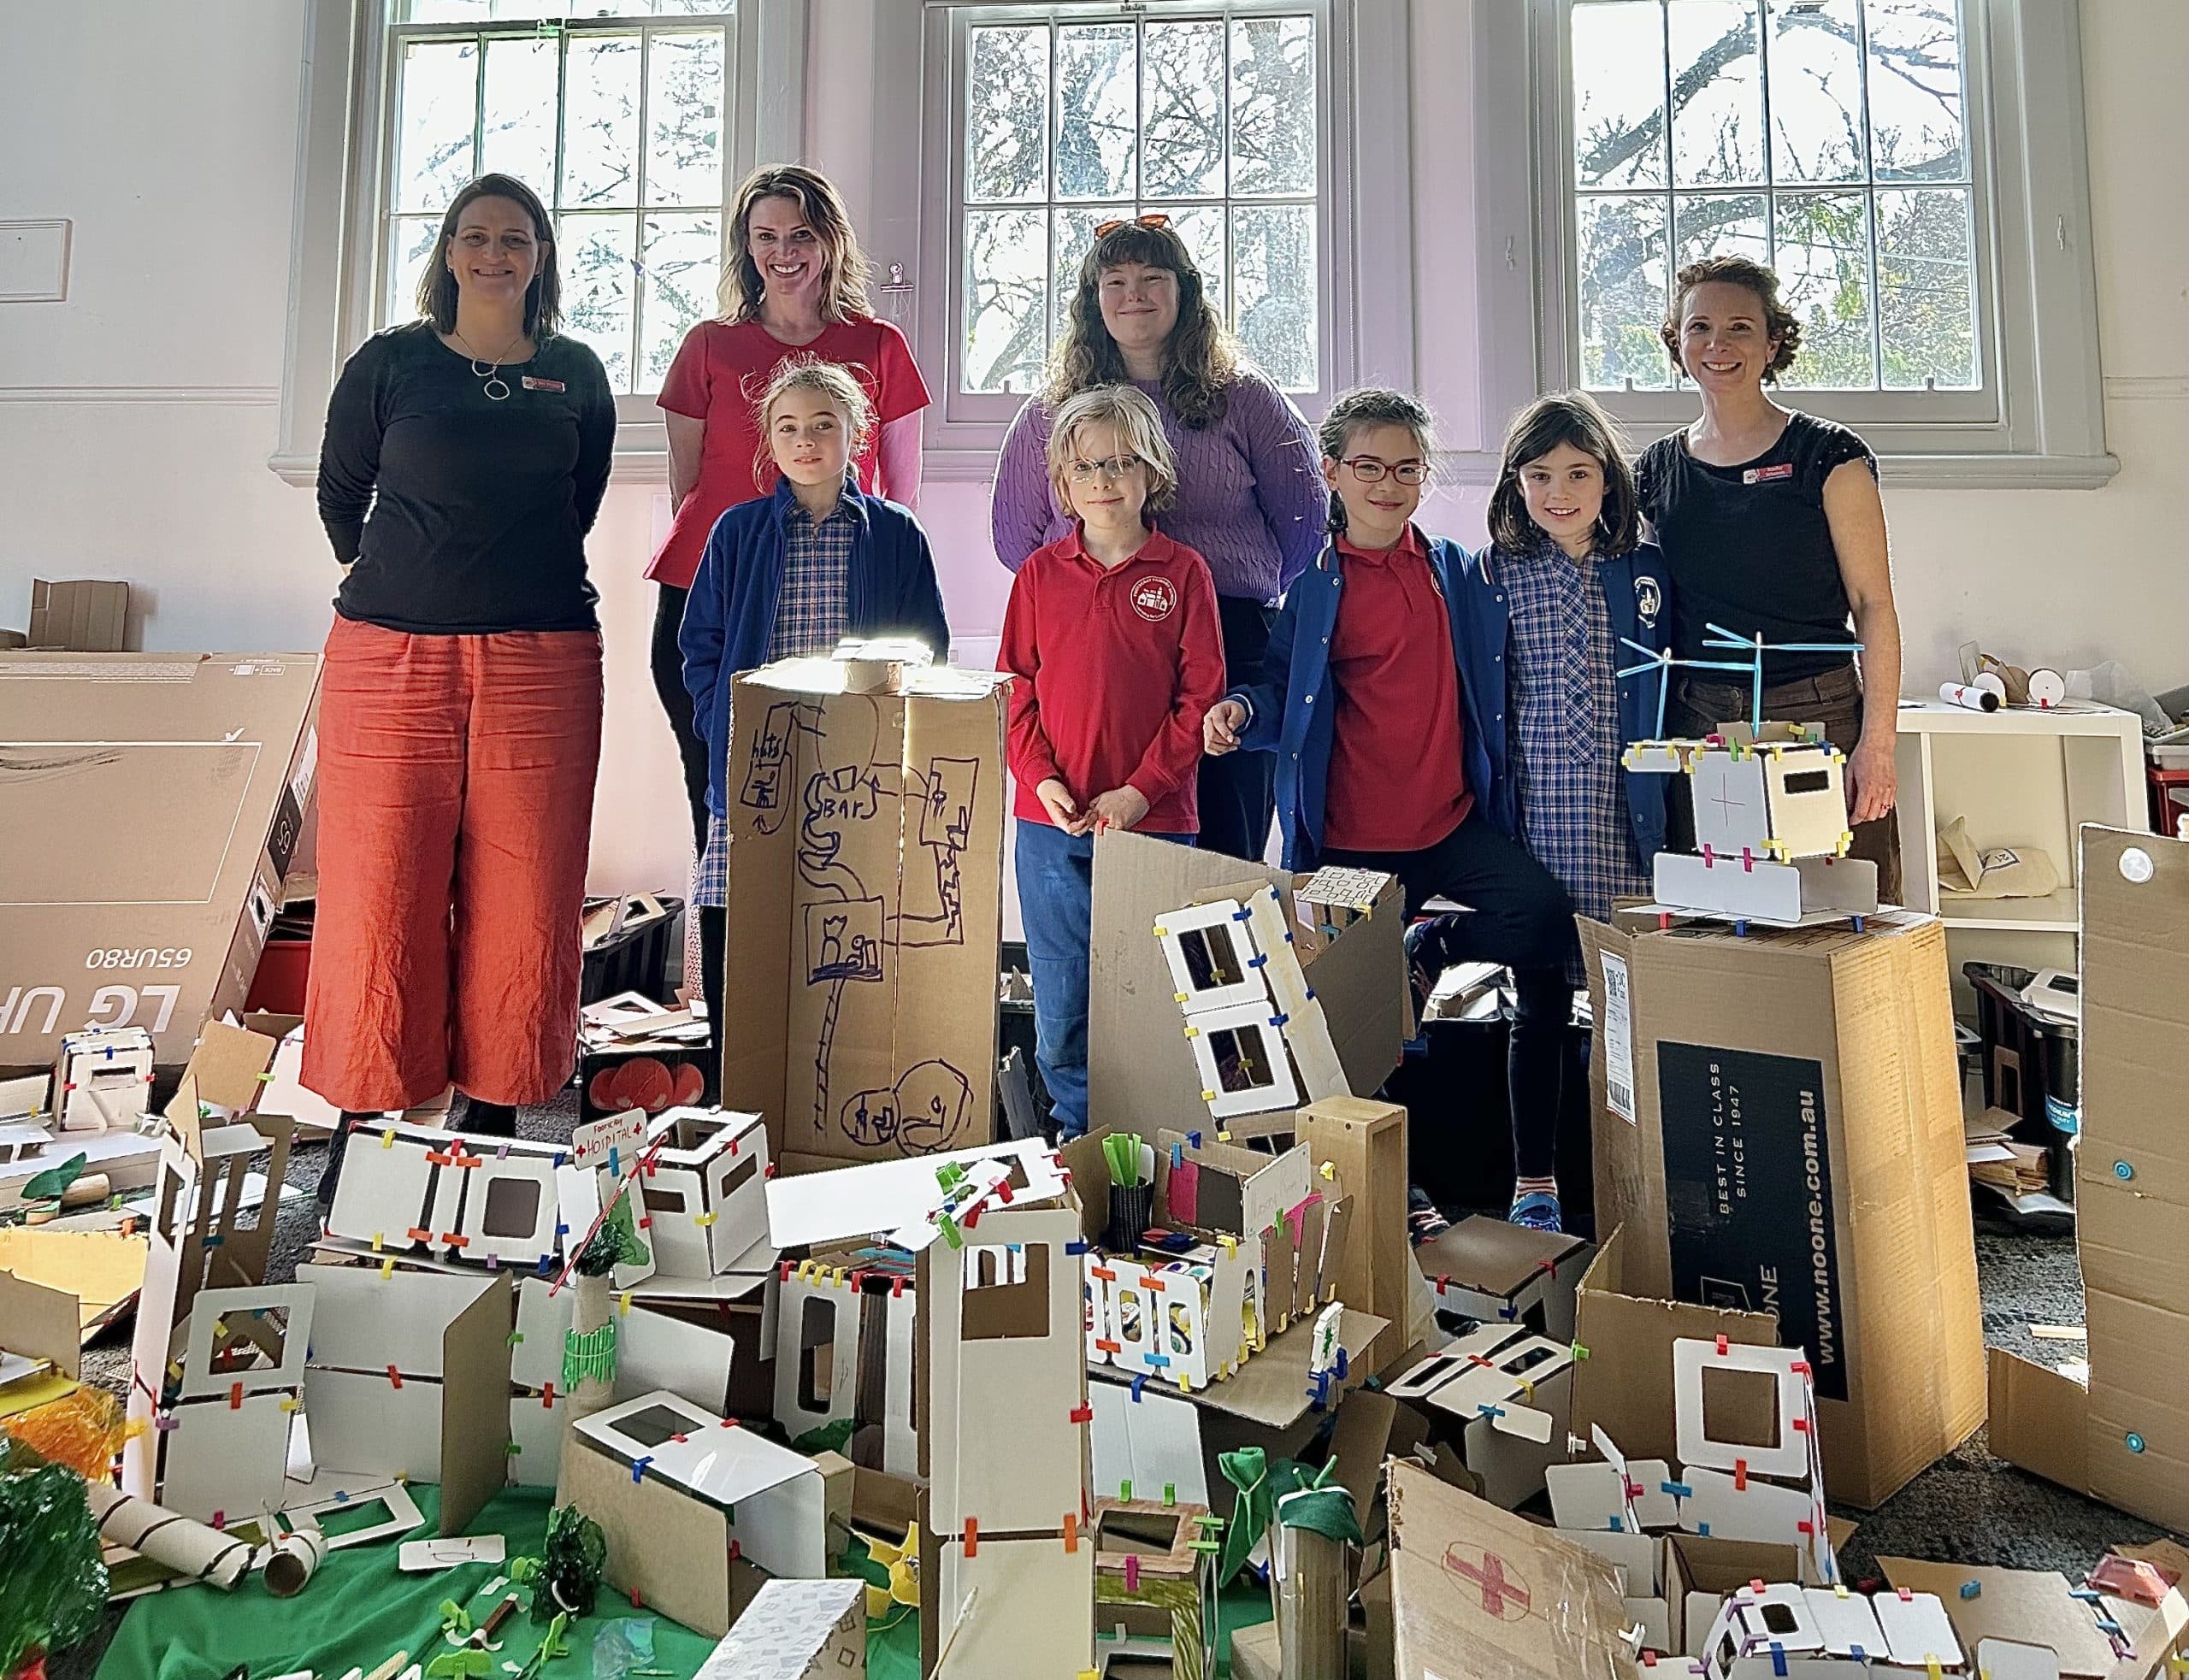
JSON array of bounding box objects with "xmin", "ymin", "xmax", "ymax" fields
[{"xmin": 303, "ymin": 617, "xmax": 604, "ymax": 1111}]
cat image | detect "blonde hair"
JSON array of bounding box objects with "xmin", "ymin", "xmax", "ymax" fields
[
  {"xmin": 717, "ymin": 165, "xmax": 873, "ymax": 326},
  {"xmin": 1046, "ymin": 385, "xmax": 1178, "ymax": 517},
  {"xmin": 753, "ymin": 357, "xmax": 875, "ymax": 489}
]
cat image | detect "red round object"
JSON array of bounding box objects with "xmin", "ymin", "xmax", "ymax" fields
[{"xmin": 670, "ymin": 1062, "xmax": 706, "ymax": 1106}]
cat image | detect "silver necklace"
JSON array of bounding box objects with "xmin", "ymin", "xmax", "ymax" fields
[{"xmin": 451, "ymin": 327, "xmax": 528, "ymax": 401}]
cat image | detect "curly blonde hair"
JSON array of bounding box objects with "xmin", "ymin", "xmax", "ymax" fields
[{"xmin": 1046, "ymin": 385, "xmax": 1178, "ymax": 518}]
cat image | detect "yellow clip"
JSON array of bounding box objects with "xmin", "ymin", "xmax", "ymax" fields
[
  {"xmin": 1177, "ymin": 1371, "xmax": 1192, "ymax": 1393},
  {"xmin": 381, "ymin": 1128, "xmax": 395, "ymax": 1148},
  {"xmin": 695, "ymin": 1211, "xmax": 717, "ymax": 1227},
  {"xmin": 1518, "ymin": 1376, "xmax": 1536, "ymax": 1402},
  {"xmin": 371, "ymin": 1232, "xmax": 384, "ymax": 1253},
  {"xmin": 381, "ymin": 1258, "xmax": 395, "ymax": 1279},
  {"xmin": 1319, "ymin": 1161, "xmax": 1336, "ymax": 1181},
  {"xmin": 1201, "ymin": 1090, "xmax": 1217, "ymax": 1103},
  {"xmin": 1173, "ymin": 991, "xmax": 1189, "ymax": 1004},
  {"xmin": 213, "ymin": 1317, "xmax": 228, "ymax": 1337},
  {"xmin": 831, "ymin": 1267, "xmax": 847, "ymax": 1288},
  {"xmin": 1152, "ymin": 925, "xmax": 1169, "ymax": 939},
  {"xmin": 1216, "ymin": 1130, "xmax": 1231, "ymax": 1143},
  {"xmin": 1183, "ymin": 1025, "xmax": 1200, "ymax": 1039},
  {"xmin": 1926, "ymin": 1659, "xmax": 1943, "ymax": 1680},
  {"xmin": 1217, "ymin": 1235, "xmax": 1236, "ymax": 1255},
  {"xmin": 1833, "ymin": 1584, "xmax": 1850, "ymax": 1599},
  {"xmin": 280, "ymin": 1397, "xmax": 300, "ymax": 1412},
  {"xmin": 618, "ymin": 1290, "xmax": 634, "ymax": 1316}
]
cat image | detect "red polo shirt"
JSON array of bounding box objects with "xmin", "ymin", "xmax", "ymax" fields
[
  {"xmin": 1320, "ymin": 526, "xmax": 1472, "ymax": 852},
  {"xmin": 999, "ymin": 527, "xmax": 1226, "ymax": 834}
]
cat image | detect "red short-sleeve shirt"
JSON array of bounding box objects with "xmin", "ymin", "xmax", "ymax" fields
[{"xmin": 646, "ymin": 315, "xmax": 930, "ymax": 587}]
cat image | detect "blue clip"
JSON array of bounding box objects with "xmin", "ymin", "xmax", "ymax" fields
[
  {"xmin": 1336, "ymin": 1347, "xmax": 1349, "ymax": 1379},
  {"xmin": 1231, "ymin": 906, "xmax": 1252, "ymax": 922},
  {"xmin": 1497, "ymin": 1304, "xmax": 1519, "ymax": 1321},
  {"xmin": 552, "ymin": 1151, "xmax": 566, "ymax": 1167},
  {"xmin": 1130, "ymin": 1374, "xmax": 1149, "ymax": 1403},
  {"xmin": 1171, "ymin": 1143, "xmax": 1183, "ymax": 1170},
  {"xmin": 201, "ymin": 1234, "xmax": 225, "ymax": 1250},
  {"xmin": 1144, "ymin": 1353, "xmax": 1171, "ymax": 1369},
  {"xmin": 556, "ymin": 1223, "xmax": 569, "ymax": 1236},
  {"xmin": 1770, "ymin": 1643, "xmax": 1787, "ymax": 1677},
  {"xmin": 631, "ymin": 1455, "xmax": 651, "ymax": 1483},
  {"xmin": 1661, "ymin": 1479, "xmax": 1693, "ymax": 1500},
  {"xmin": 1187, "ymin": 1131, "xmax": 1202, "ymax": 1150},
  {"xmin": 1065, "ymin": 1240, "xmax": 1089, "ymax": 1255},
  {"xmin": 1850, "ymin": 1648, "xmax": 1865, "ymax": 1664},
  {"xmin": 1608, "ymin": 1516, "xmax": 1624, "ymax": 1532},
  {"xmin": 1477, "ymin": 1403, "xmax": 1505, "ymax": 1420},
  {"xmin": 1247, "ymin": 953, "xmax": 1269, "ymax": 969},
  {"xmin": 536, "ymin": 1253, "xmax": 554, "ymax": 1275},
  {"xmin": 2069, "ymin": 1589, "xmax": 2104, "ymax": 1603},
  {"xmin": 1268, "ymin": 1011, "xmax": 1289, "ymax": 1029},
  {"xmin": 608, "ymin": 1147, "xmax": 621, "ymax": 1176},
  {"xmin": 1696, "ymin": 1521, "xmax": 1712, "ymax": 1536}
]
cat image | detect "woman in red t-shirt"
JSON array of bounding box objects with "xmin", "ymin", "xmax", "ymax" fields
[{"xmin": 647, "ymin": 163, "xmax": 930, "ymax": 856}]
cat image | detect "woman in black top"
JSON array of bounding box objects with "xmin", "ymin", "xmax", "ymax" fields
[
  {"xmin": 306, "ymin": 173, "xmax": 615, "ymax": 1172},
  {"xmin": 1637, "ymin": 254, "xmax": 1904, "ymax": 899}
]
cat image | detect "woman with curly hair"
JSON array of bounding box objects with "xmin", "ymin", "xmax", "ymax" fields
[
  {"xmin": 1637, "ymin": 254, "xmax": 1904, "ymax": 897},
  {"xmin": 990, "ymin": 217, "xmax": 1325, "ymax": 863}
]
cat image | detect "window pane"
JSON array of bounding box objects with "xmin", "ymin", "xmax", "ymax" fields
[
  {"xmin": 1230, "ymin": 15, "xmax": 1314, "ymax": 198},
  {"xmin": 392, "ymin": 39, "xmax": 479, "ymax": 214},
  {"xmin": 561, "ymin": 33, "xmax": 642, "ymax": 209},
  {"xmin": 647, "ymin": 30, "xmax": 728, "ymax": 207},
  {"xmin": 400, "ymin": 0, "xmax": 493, "ymax": 20},
  {"xmin": 1572, "ymin": 1, "xmax": 1667, "ymax": 189},
  {"xmin": 1576, "ymin": 194, "xmax": 1673, "ymax": 390},
  {"xmin": 1673, "ymin": 191, "xmax": 1768, "ymax": 273},
  {"xmin": 560, "ymin": 210, "xmax": 638, "ymax": 392},
  {"xmin": 1050, "ymin": 204, "xmax": 1126, "ymax": 341},
  {"xmin": 1773, "ymin": 191, "xmax": 1876, "ymax": 387},
  {"xmin": 1055, "ymin": 24, "xmax": 1136, "ymax": 202},
  {"xmin": 964, "ymin": 208, "xmax": 1047, "ymax": 394},
  {"xmin": 1669, "ymin": 1, "xmax": 1765, "ymax": 187},
  {"xmin": 648, "ymin": 0, "xmax": 735, "ymax": 14},
  {"xmin": 1168, "ymin": 204, "xmax": 1228, "ymax": 321},
  {"xmin": 1765, "ymin": 0, "xmax": 1865, "ymax": 184},
  {"xmin": 1231, "ymin": 205, "xmax": 1314, "ymax": 392},
  {"xmin": 640, "ymin": 211, "xmax": 721, "ymax": 390},
  {"xmin": 386, "ymin": 215, "xmax": 444, "ymax": 326},
  {"xmin": 1867, "ymin": 0, "xmax": 1966, "ymax": 181},
  {"xmin": 1142, "ymin": 21, "xmax": 1225, "ymax": 201},
  {"xmin": 480, "ymin": 37, "xmax": 558, "ymax": 197},
  {"xmin": 967, "ymin": 25, "xmax": 1048, "ymax": 204},
  {"xmin": 1876, "ymin": 186, "xmax": 1976, "ymax": 387}
]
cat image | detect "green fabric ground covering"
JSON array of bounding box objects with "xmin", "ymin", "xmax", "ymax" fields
[{"xmin": 99, "ymin": 1484, "xmax": 1275, "ymax": 1680}]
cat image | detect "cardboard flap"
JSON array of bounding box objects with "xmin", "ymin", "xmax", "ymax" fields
[
  {"xmin": 438, "ymin": 1270, "xmax": 514, "ymax": 1536},
  {"xmin": 1413, "ymin": 1214, "xmax": 1586, "ymax": 1299},
  {"xmin": 1879, "ymin": 1559, "xmax": 2121, "ymax": 1678},
  {"xmin": 0, "ymin": 1268, "xmax": 81, "ymax": 1380},
  {"xmin": 1985, "ymin": 1347, "xmax": 2091, "ymax": 1493},
  {"xmin": 170, "ymin": 1020, "xmax": 281, "ymax": 1117}
]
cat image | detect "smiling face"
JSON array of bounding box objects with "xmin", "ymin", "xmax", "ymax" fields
[
  {"xmin": 445, "ymin": 196, "xmax": 545, "ymax": 319},
  {"xmin": 1519, "ymin": 440, "xmax": 1608, "ymax": 551},
  {"xmin": 746, "ymin": 193, "xmax": 829, "ymax": 307},
  {"xmin": 1060, "ymin": 418, "xmax": 1149, "ymax": 530},
  {"xmin": 1097, "ymin": 262, "xmax": 1182, "ymax": 359},
  {"xmin": 766, "ymin": 385, "xmax": 853, "ymax": 490},
  {"xmin": 1324, "ymin": 421, "xmax": 1427, "ymax": 549},
  {"xmin": 1676, "ymin": 279, "xmax": 1781, "ymax": 396}
]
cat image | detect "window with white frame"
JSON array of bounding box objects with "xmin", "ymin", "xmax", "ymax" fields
[
  {"xmin": 948, "ymin": 3, "xmax": 1327, "ymax": 405},
  {"xmin": 1567, "ymin": 0, "xmax": 1979, "ymax": 398},
  {"xmin": 378, "ymin": 1, "xmax": 740, "ymax": 398}
]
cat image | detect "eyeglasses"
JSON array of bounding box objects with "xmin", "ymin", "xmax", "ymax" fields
[
  {"xmin": 1094, "ymin": 212, "xmax": 1171, "ymax": 239},
  {"xmin": 1067, "ymin": 454, "xmax": 1145, "ymax": 482},
  {"xmin": 1338, "ymin": 457, "xmax": 1431, "ymax": 486}
]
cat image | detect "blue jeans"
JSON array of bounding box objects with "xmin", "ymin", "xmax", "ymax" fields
[{"xmin": 1016, "ymin": 819, "xmax": 1194, "ymax": 1139}]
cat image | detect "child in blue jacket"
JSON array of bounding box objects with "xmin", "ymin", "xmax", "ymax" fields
[{"xmin": 681, "ymin": 358, "xmax": 949, "ymax": 1080}]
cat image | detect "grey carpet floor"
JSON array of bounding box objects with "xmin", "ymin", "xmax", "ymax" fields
[{"xmin": 49, "ymin": 1107, "xmax": 2180, "ymax": 1677}]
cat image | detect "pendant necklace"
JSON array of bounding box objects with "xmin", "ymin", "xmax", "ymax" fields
[{"xmin": 451, "ymin": 327, "xmax": 528, "ymax": 401}]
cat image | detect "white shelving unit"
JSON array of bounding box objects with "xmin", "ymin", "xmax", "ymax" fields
[{"xmin": 1894, "ymin": 699, "xmax": 2149, "ymax": 988}]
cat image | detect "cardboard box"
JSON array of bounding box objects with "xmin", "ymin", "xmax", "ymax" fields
[
  {"xmin": 1578, "ymin": 911, "xmax": 1984, "ymax": 1508},
  {"xmin": 0, "ymin": 651, "xmax": 321, "ymax": 1070},
  {"xmin": 1989, "ymin": 828, "xmax": 2189, "ymax": 1535},
  {"xmin": 719, "ymin": 661, "xmax": 1007, "ymax": 1167},
  {"xmin": 695, "ymin": 1577, "xmax": 864, "ymax": 1678},
  {"xmin": 1089, "ymin": 829, "xmax": 1408, "ymax": 1141},
  {"xmin": 27, "ymin": 578, "xmax": 129, "ymax": 651},
  {"xmin": 1297, "ymin": 1097, "xmax": 1411, "ymax": 1341}
]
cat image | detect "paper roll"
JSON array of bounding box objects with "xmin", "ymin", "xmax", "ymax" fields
[
  {"xmin": 2026, "ymin": 667, "xmax": 2067, "ymax": 708},
  {"xmin": 1939, "ymin": 682, "xmax": 2001, "ymax": 713},
  {"xmin": 85, "ymin": 1479, "xmax": 254, "ymax": 1590},
  {"xmin": 257, "ymin": 1524, "xmax": 328, "ymax": 1596}
]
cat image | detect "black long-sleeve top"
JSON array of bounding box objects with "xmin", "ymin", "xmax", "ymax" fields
[{"xmin": 316, "ymin": 320, "xmax": 617, "ymax": 634}]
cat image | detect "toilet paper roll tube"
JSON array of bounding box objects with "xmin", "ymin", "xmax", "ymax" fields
[
  {"xmin": 257, "ymin": 1523, "xmax": 328, "ymax": 1597},
  {"xmin": 1939, "ymin": 682, "xmax": 2001, "ymax": 712},
  {"xmin": 84, "ymin": 1479, "xmax": 254, "ymax": 1590}
]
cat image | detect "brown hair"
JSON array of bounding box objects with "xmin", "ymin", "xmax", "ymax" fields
[
  {"xmin": 752, "ymin": 357, "xmax": 875, "ymax": 490},
  {"xmin": 1317, "ymin": 388, "xmax": 1435, "ymax": 534},
  {"xmin": 1042, "ymin": 221, "xmax": 1237, "ymax": 430},
  {"xmin": 1487, "ymin": 391, "xmax": 1642, "ymax": 557},
  {"xmin": 1045, "ymin": 384, "xmax": 1179, "ymax": 517},
  {"xmin": 1660, "ymin": 254, "xmax": 1803, "ymax": 384},
  {"xmin": 718, "ymin": 165, "xmax": 873, "ymax": 326},
  {"xmin": 416, "ymin": 174, "xmax": 560, "ymax": 337}
]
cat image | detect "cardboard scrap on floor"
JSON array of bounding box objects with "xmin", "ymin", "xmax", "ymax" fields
[{"xmin": 0, "ymin": 1228, "xmax": 148, "ymax": 1337}]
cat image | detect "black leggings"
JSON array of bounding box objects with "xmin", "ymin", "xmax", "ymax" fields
[
  {"xmin": 652, "ymin": 583, "xmax": 726, "ymax": 1096},
  {"xmin": 1324, "ymin": 810, "xmax": 1575, "ymax": 1182}
]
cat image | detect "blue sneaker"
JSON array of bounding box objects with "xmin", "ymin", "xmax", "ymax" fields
[{"xmin": 1508, "ymin": 1190, "xmax": 1563, "ymax": 1234}]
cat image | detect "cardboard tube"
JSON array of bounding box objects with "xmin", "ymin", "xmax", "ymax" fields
[
  {"xmin": 84, "ymin": 1479, "xmax": 254, "ymax": 1590},
  {"xmin": 1272, "ymin": 1491, "xmax": 1351, "ymax": 1680},
  {"xmin": 2026, "ymin": 667, "xmax": 2067, "ymax": 708},
  {"xmin": 257, "ymin": 1524, "xmax": 328, "ymax": 1596},
  {"xmin": 1939, "ymin": 682, "xmax": 2001, "ymax": 713}
]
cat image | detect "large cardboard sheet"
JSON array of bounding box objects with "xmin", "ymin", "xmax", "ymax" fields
[
  {"xmin": 300, "ymin": 1263, "xmax": 497, "ymax": 1377},
  {"xmin": 720, "ymin": 665, "xmax": 1007, "ymax": 1165}
]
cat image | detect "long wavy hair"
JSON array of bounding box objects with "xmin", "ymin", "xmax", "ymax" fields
[
  {"xmin": 416, "ymin": 174, "xmax": 560, "ymax": 337},
  {"xmin": 1042, "ymin": 221, "xmax": 1237, "ymax": 430},
  {"xmin": 717, "ymin": 164, "xmax": 873, "ymax": 326}
]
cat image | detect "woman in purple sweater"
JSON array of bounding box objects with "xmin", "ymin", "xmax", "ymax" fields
[{"xmin": 991, "ymin": 217, "xmax": 1325, "ymax": 862}]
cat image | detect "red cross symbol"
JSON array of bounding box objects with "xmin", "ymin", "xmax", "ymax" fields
[{"xmin": 1443, "ymin": 1543, "xmax": 1532, "ymax": 1620}]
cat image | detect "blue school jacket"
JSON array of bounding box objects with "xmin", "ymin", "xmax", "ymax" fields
[
  {"xmin": 1229, "ymin": 531, "xmax": 1671, "ymax": 872},
  {"xmin": 681, "ymin": 477, "xmax": 950, "ymax": 816}
]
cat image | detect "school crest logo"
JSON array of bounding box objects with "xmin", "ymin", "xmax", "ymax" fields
[
  {"xmin": 1130, "ymin": 576, "xmax": 1179, "ymax": 622},
  {"xmin": 1635, "ymin": 575, "xmax": 1663, "ymax": 628}
]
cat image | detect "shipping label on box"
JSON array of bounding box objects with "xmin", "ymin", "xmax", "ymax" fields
[{"xmin": 720, "ymin": 663, "xmax": 1006, "ymax": 1165}]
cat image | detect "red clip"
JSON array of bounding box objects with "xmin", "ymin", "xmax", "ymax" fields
[
  {"xmin": 1089, "ymin": 1266, "xmax": 1117, "ymax": 1282},
  {"xmin": 1094, "ymin": 1338, "xmax": 1121, "ymax": 1354},
  {"xmin": 961, "ymin": 1202, "xmax": 983, "ymax": 1229},
  {"xmin": 406, "ymin": 1226, "xmax": 432, "ymax": 1242},
  {"xmin": 388, "ymin": 1365, "xmax": 403, "ymax": 1389},
  {"xmin": 1536, "ymin": 1258, "xmax": 1559, "ymax": 1276},
  {"xmin": 672, "ymin": 1432, "xmax": 689, "ymax": 1444},
  {"xmin": 1643, "ymin": 1653, "xmax": 1658, "ymax": 1667},
  {"xmin": 964, "ymin": 1518, "xmax": 978, "ymax": 1559},
  {"xmin": 1797, "ymin": 1519, "xmax": 1814, "ymax": 1535},
  {"xmin": 637, "ymin": 1216, "xmax": 652, "ymax": 1229},
  {"xmin": 453, "ymin": 1152, "xmax": 482, "ymax": 1168},
  {"xmin": 1791, "ymin": 1417, "xmax": 1809, "ymax": 1433},
  {"xmin": 1789, "ymin": 1359, "xmax": 1810, "ymax": 1376},
  {"xmin": 720, "ymin": 1416, "xmax": 739, "ymax": 1429},
  {"xmin": 764, "ymin": 1162, "xmax": 778, "ymax": 1178},
  {"xmin": 630, "ymin": 1587, "xmax": 644, "ymax": 1609},
  {"xmin": 228, "ymin": 1382, "xmax": 243, "ymax": 1411},
  {"xmin": 443, "ymin": 1233, "xmax": 470, "ymax": 1249},
  {"xmin": 426, "ymin": 1150, "xmax": 453, "ymax": 1166},
  {"xmin": 1714, "ymin": 1335, "xmax": 1730, "ymax": 1355},
  {"xmin": 1732, "ymin": 1459, "xmax": 1748, "ymax": 1491},
  {"xmin": 728, "ymin": 1539, "xmax": 741, "ymax": 1561},
  {"xmin": 1064, "ymin": 1512, "xmax": 1078, "ymax": 1553},
  {"xmin": 996, "ymin": 1180, "xmax": 1015, "ymax": 1203},
  {"xmin": 779, "ymin": 1261, "xmax": 794, "ymax": 1282},
  {"xmin": 1124, "ymin": 1554, "xmax": 1142, "ymax": 1594},
  {"xmin": 1437, "ymin": 1273, "xmax": 1452, "ymax": 1291},
  {"xmin": 1897, "ymin": 1587, "xmax": 1913, "ymax": 1601},
  {"xmin": 542, "ymin": 1382, "xmax": 556, "ymax": 1405},
  {"xmin": 1749, "ymin": 1579, "xmax": 1767, "ymax": 1595},
  {"xmin": 1069, "ymin": 1403, "xmax": 1093, "ymax": 1424},
  {"xmin": 891, "ymin": 1276, "xmax": 906, "ymax": 1299}
]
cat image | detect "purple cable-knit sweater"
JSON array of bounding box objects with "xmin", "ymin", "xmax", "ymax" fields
[{"xmin": 989, "ymin": 370, "xmax": 1328, "ymax": 603}]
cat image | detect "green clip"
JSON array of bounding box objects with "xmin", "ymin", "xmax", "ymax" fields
[
  {"xmin": 1120, "ymin": 1479, "xmax": 1132, "ymax": 1502},
  {"xmin": 1164, "ymin": 1482, "xmax": 1176, "ymax": 1506}
]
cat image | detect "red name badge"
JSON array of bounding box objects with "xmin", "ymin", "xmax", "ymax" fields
[
  {"xmin": 521, "ymin": 375, "xmax": 566, "ymax": 392},
  {"xmin": 1742, "ymin": 463, "xmax": 1794, "ymax": 485}
]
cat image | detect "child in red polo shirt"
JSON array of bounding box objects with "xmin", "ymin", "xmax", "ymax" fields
[{"xmin": 999, "ymin": 383, "xmax": 1225, "ymax": 1139}]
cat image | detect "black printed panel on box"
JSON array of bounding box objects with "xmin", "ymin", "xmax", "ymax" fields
[{"xmin": 1657, "ymin": 1041, "xmax": 1849, "ymax": 1403}]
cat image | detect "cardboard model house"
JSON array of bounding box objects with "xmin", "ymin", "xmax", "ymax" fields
[
  {"xmin": 509, "ymin": 1275, "xmax": 744, "ymax": 1445},
  {"xmin": 773, "ymin": 1256, "xmax": 916, "ymax": 1471},
  {"xmin": 920, "ymin": 1205, "xmax": 1094, "ymax": 1680},
  {"xmin": 1384, "ymin": 1322, "xmax": 1578, "ymax": 1508},
  {"xmin": 1090, "ymin": 1497, "xmax": 1216, "ymax": 1680},
  {"xmin": 325, "ymin": 1118, "xmax": 566, "ymax": 1267},
  {"xmin": 640, "ymin": 1105, "xmax": 771, "ymax": 1276},
  {"xmin": 558, "ymin": 1388, "xmax": 829, "ymax": 1641},
  {"xmin": 557, "ymin": 1107, "xmax": 658, "ymax": 1292},
  {"xmin": 52, "ymin": 1024, "xmax": 155, "ymax": 1132},
  {"xmin": 1696, "ymin": 1581, "xmax": 1962, "ymax": 1677},
  {"xmin": 297, "ymin": 1261, "xmax": 514, "ymax": 1536},
  {"xmin": 1414, "ymin": 1213, "xmax": 1591, "ymax": 1344},
  {"xmin": 0, "ymin": 1267, "xmax": 82, "ymax": 1423},
  {"xmin": 717, "ymin": 657, "xmax": 1008, "ymax": 1170}
]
